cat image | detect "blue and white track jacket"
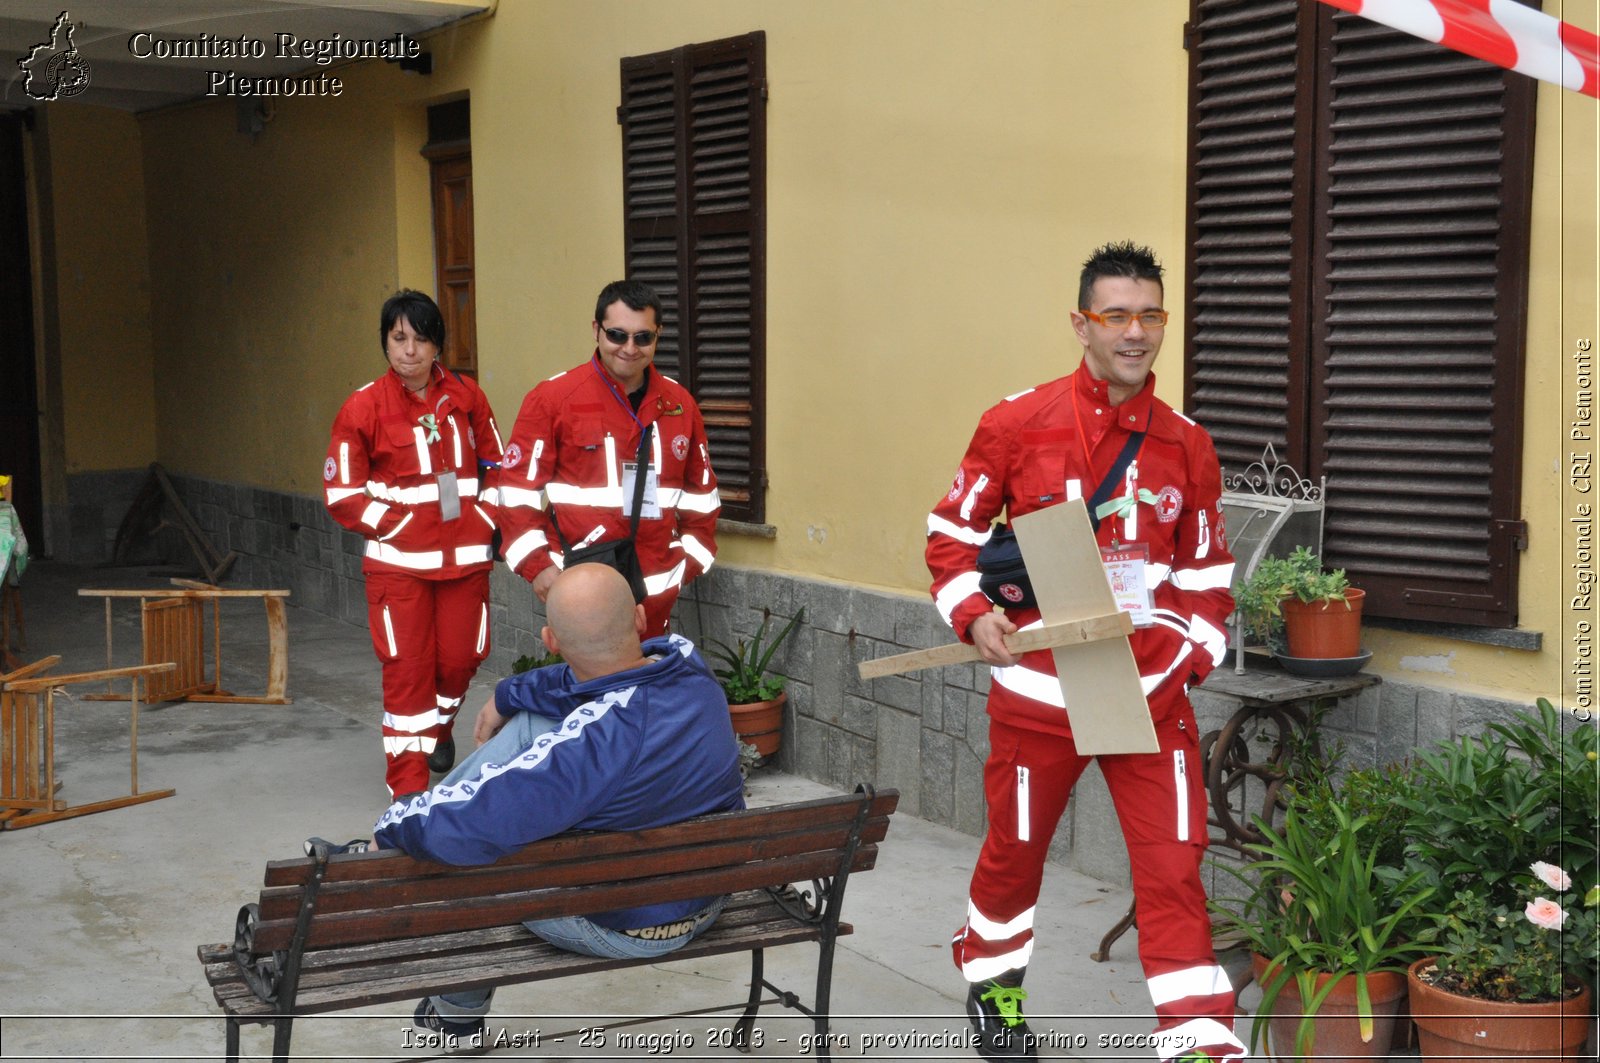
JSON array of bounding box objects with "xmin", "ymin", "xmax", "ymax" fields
[{"xmin": 374, "ymin": 634, "xmax": 745, "ymax": 928}]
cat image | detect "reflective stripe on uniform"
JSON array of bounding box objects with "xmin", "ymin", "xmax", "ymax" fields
[
  {"xmin": 499, "ymin": 484, "xmax": 547, "ymax": 511},
  {"xmin": 383, "ymin": 709, "xmax": 442, "ymax": 733},
  {"xmin": 365, "ymin": 541, "xmax": 445, "ymax": 570},
  {"xmin": 366, "ymin": 478, "xmax": 481, "ymax": 505},
  {"xmin": 966, "ymin": 900, "xmax": 1035, "ymax": 940},
  {"xmin": 678, "ymin": 533, "xmax": 714, "ymax": 571},
  {"xmin": 643, "ymin": 560, "xmax": 687, "ymax": 597},
  {"xmin": 1156, "ymin": 1019, "xmax": 1246, "ymax": 1061},
  {"xmin": 927, "ymin": 513, "xmax": 993, "ymax": 546},
  {"xmin": 1171, "ymin": 561, "xmax": 1234, "ymax": 592},
  {"xmin": 503, "ymin": 529, "xmax": 548, "ymax": 570},
  {"xmin": 1147, "ymin": 964, "xmax": 1232, "ymax": 1007},
  {"xmin": 935, "ymin": 571, "xmax": 984, "ymax": 625}
]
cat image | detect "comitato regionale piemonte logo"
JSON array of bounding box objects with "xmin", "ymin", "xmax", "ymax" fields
[{"xmin": 18, "ymin": 11, "xmax": 92, "ymax": 102}]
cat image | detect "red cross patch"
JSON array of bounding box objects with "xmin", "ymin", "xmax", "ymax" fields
[{"xmin": 1155, "ymin": 485, "xmax": 1183, "ymax": 523}]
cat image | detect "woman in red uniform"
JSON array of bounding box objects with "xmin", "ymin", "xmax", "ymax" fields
[{"xmin": 323, "ymin": 290, "xmax": 504, "ymax": 797}]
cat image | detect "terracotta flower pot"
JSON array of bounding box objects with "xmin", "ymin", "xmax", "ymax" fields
[
  {"xmin": 1252, "ymin": 953, "xmax": 1407, "ymax": 1062},
  {"xmin": 1407, "ymin": 958, "xmax": 1594, "ymax": 1063},
  {"xmin": 1281, "ymin": 588, "xmax": 1365, "ymax": 659},
  {"xmin": 728, "ymin": 690, "xmax": 785, "ymax": 757}
]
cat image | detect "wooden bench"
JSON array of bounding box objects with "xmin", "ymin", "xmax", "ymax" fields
[{"xmin": 198, "ymin": 785, "xmax": 898, "ymax": 1063}]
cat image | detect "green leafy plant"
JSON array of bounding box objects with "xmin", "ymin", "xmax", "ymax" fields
[
  {"xmin": 1399, "ymin": 698, "xmax": 1600, "ymax": 997},
  {"xmin": 1288, "ymin": 757, "xmax": 1418, "ymax": 884},
  {"xmin": 1213, "ymin": 804, "xmax": 1433, "ymax": 1055},
  {"xmin": 1232, "ymin": 547, "xmax": 1351, "ymax": 647},
  {"xmin": 511, "ymin": 650, "xmax": 563, "ymax": 673},
  {"xmin": 707, "ymin": 607, "xmax": 805, "ymax": 704},
  {"xmin": 1419, "ymin": 864, "xmax": 1598, "ymax": 1003}
]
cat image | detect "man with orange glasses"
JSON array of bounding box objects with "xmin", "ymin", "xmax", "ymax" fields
[
  {"xmin": 496, "ymin": 280, "xmax": 719, "ymax": 636},
  {"xmin": 926, "ymin": 242, "xmax": 1244, "ymax": 1062}
]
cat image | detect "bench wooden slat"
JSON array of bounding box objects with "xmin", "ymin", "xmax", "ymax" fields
[
  {"xmin": 255, "ymin": 815, "xmax": 891, "ymax": 923},
  {"xmin": 251, "ymin": 846, "xmax": 879, "ymax": 952},
  {"xmin": 262, "ymin": 791, "xmax": 900, "ymax": 888},
  {"xmin": 202, "ymin": 890, "xmax": 852, "ymax": 1018}
]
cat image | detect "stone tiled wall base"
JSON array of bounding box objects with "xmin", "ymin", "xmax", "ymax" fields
[{"xmin": 122, "ymin": 474, "xmax": 1547, "ymax": 892}]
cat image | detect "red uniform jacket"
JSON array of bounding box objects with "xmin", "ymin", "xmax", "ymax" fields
[
  {"xmin": 496, "ymin": 356, "xmax": 719, "ymax": 629},
  {"xmin": 926, "ymin": 365, "xmax": 1235, "ymax": 737},
  {"xmin": 324, "ymin": 364, "xmax": 504, "ymax": 579}
]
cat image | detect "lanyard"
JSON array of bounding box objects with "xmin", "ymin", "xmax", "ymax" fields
[{"xmin": 590, "ymin": 356, "xmax": 648, "ymax": 439}]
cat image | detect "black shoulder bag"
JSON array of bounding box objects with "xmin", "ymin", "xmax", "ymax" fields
[
  {"xmin": 976, "ymin": 430, "xmax": 1146, "ymax": 609},
  {"xmin": 550, "ymin": 424, "xmax": 653, "ymax": 604}
]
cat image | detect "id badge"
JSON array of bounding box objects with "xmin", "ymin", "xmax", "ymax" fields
[
  {"xmin": 437, "ymin": 471, "xmax": 461, "ymax": 522},
  {"xmin": 1101, "ymin": 543, "xmax": 1153, "ymax": 627},
  {"xmin": 622, "ymin": 462, "xmax": 662, "ymax": 519}
]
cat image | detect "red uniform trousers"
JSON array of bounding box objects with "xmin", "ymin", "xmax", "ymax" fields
[
  {"xmin": 954, "ymin": 713, "xmax": 1242, "ymax": 1061},
  {"xmin": 365, "ymin": 569, "xmax": 490, "ymax": 797}
]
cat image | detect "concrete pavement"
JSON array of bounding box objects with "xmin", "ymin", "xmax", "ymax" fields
[{"xmin": 0, "ymin": 560, "xmax": 1260, "ymax": 1062}]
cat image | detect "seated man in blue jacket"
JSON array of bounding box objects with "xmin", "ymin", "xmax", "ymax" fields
[{"xmin": 359, "ymin": 563, "xmax": 745, "ymax": 1052}]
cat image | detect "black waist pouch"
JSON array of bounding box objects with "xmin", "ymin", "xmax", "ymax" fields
[
  {"xmin": 976, "ymin": 526, "xmax": 1035, "ymax": 609},
  {"xmin": 562, "ymin": 537, "xmax": 647, "ymax": 604}
]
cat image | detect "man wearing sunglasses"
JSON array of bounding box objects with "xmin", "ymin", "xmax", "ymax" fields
[
  {"xmin": 926, "ymin": 243, "xmax": 1244, "ymax": 1062},
  {"xmin": 497, "ymin": 280, "xmax": 720, "ymax": 636}
]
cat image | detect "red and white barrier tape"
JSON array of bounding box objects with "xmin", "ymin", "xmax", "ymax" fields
[{"xmin": 1318, "ymin": 0, "xmax": 1599, "ymax": 98}]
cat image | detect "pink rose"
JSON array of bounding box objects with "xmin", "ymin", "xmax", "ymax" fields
[
  {"xmin": 1525, "ymin": 897, "xmax": 1568, "ymax": 931},
  {"xmin": 1530, "ymin": 861, "xmax": 1572, "ymax": 891}
]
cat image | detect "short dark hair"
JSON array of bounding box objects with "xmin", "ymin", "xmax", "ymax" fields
[
  {"xmin": 1077, "ymin": 241, "xmax": 1165, "ymax": 310},
  {"xmin": 594, "ymin": 279, "xmax": 663, "ymax": 329},
  {"xmin": 379, "ymin": 289, "xmax": 446, "ymax": 355}
]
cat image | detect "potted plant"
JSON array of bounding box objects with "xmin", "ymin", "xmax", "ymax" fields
[
  {"xmin": 1234, "ymin": 547, "xmax": 1365, "ymax": 663},
  {"xmin": 1399, "ymin": 698, "xmax": 1599, "ymax": 1060},
  {"xmin": 707, "ymin": 607, "xmax": 804, "ymax": 759},
  {"xmin": 1213, "ymin": 799, "xmax": 1433, "ymax": 1060}
]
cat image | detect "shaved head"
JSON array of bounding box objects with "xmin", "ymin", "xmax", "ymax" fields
[{"xmin": 544, "ymin": 564, "xmax": 647, "ymax": 678}]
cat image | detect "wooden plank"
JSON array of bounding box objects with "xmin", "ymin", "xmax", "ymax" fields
[
  {"xmin": 252, "ymin": 847, "xmax": 878, "ymax": 952},
  {"xmin": 257, "ymin": 820, "xmax": 889, "ymax": 921},
  {"xmin": 0, "ymin": 656, "xmax": 59, "ymax": 683},
  {"xmin": 78, "ymin": 589, "xmax": 290, "ymax": 599},
  {"xmin": 208, "ymin": 894, "xmax": 851, "ymax": 1018},
  {"xmin": 4, "ymin": 662, "xmax": 175, "ymax": 693},
  {"xmin": 263, "ymin": 595, "xmax": 288, "ymax": 702},
  {"xmin": 1011, "ymin": 500, "xmax": 1157, "ymax": 754},
  {"xmin": 857, "ymin": 612, "xmax": 1134, "ymax": 679},
  {"xmin": 0, "ymin": 788, "xmax": 175, "ymax": 830},
  {"xmin": 262, "ymin": 790, "xmax": 898, "ymax": 887}
]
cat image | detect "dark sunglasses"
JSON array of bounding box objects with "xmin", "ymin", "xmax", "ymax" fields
[{"xmin": 601, "ymin": 327, "xmax": 659, "ymax": 346}]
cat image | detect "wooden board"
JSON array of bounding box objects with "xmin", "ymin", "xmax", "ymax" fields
[
  {"xmin": 1011, "ymin": 500, "xmax": 1157, "ymax": 754},
  {"xmin": 858, "ymin": 613, "xmax": 1133, "ymax": 679}
]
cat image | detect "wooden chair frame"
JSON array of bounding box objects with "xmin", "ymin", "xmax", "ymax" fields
[
  {"xmin": 78, "ymin": 583, "xmax": 291, "ymax": 705},
  {"xmin": 1, "ymin": 657, "xmax": 177, "ymax": 830}
]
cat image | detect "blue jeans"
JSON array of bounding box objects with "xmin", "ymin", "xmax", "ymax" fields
[{"xmin": 428, "ymin": 711, "xmax": 726, "ymax": 1022}]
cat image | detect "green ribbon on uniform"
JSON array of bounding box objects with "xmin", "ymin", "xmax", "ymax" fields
[
  {"xmin": 1095, "ymin": 488, "xmax": 1162, "ymax": 523},
  {"xmin": 418, "ymin": 414, "xmax": 440, "ymax": 444}
]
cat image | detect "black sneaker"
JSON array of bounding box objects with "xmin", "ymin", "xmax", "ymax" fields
[
  {"xmin": 414, "ymin": 998, "xmax": 487, "ymax": 1055},
  {"xmin": 428, "ymin": 734, "xmax": 456, "ymax": 774},
  {"xmin": 966, "ymin": 978, "xmax": 1037, "ymax": 1062},
  {"xmin": 302, "ymin": 837, "xmax": 371, "ymax": 857}
]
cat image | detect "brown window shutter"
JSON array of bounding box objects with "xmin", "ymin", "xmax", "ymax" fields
[
  {"xmin": 620, "ymin": 32, "xmax": 767, "ymax": 523},
  {"xmin": 1184, "ymin": 0, "xmax": 1311, "ymax": 473},
  {"xmin": 1310, "ymin": 6, "xmax": 1535, "ymax": 627},
  {"xmin": 1184, "ymin": 0, "xmax": 1534, "ymax": 628}
]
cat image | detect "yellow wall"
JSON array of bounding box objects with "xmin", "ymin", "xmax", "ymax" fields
[
  {"xmin": 42, "ymin": 105, "xmax": 158, "ymax": 473},
  {"xmin": 116, "ymin": 0, "xmax": 1594, "ymax": 705}
]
